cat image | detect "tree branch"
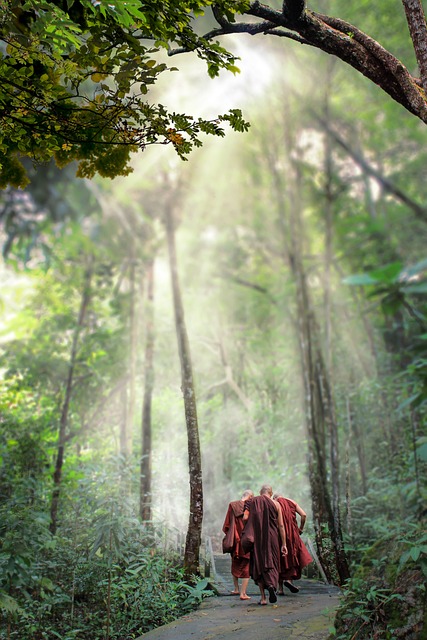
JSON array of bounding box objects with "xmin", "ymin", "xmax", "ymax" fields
[
  {"xmin": 314, "ymin": 114, "xmax": 427, "ymax": 223},
  {"xmin": 400, "ymin": 0, "xmax": 427, "ymax": 93},
  {"xmin": 176, "ymin": 2, "xmax": 427, "ymax": 124},
  {"xmin": 227, "ymin": 274, "xmax": 278, "ymax": 304},
  {"xmin": 282, "ymin": 0, "xmax": 306, "ymax": 24}
]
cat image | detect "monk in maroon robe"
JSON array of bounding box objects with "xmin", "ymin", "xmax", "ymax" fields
[
  {"xmin": 273, "ymin": 494, "xmax": 312, "ymax": 594},
  {"xmin": 222, "ymin": 489, "xmax": 254, "ymax": 599},
  {"xmin": 241, "ymin": 484, "xmax": 287, "ymax": 605}
]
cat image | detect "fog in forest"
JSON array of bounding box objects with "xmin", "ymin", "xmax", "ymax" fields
[{"xmin": 1, "ymin": 3, "xmax": 426, "ymax": 638}]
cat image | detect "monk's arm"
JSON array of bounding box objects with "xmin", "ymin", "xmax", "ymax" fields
[
  {"xmin": 276, "ymin": 503, "xmax": 288, "ymax": 554},
  {"xmin": 295, "ymin": 503, "xmax": 307, "ymax": 535},
  {"xmin": 222, "ymin": 506, "xmax": 231, "ymax": 533}
]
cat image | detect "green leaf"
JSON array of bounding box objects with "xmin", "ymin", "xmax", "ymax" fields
[
  {"xmin": 369, "ymin": 262, "xmax": 403, "ymax": 284},
  {"xmin": 402, "ymin": 283, "xmax": 427, "ymax": 295},
  {"xmin": 410, "ymin": 547, "xmax": 421, "ymax": 561},
  {"xmin": 396, "ymin": 393, "xmax": 421, "ymax": 412},
  {"xmin": 0, "ymin": 592, "xmax": 21, "ymax": 614},
  {"xmin": 416, "ymin": 442, "xmax": 427, "ymax": 462},
  {"xmin": 343, "ymin": 273, "xmax": 378, "ymax": 286}
]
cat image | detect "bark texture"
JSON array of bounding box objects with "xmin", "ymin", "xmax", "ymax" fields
[
  {"xmin": 140, "ymin": 260, "xmax": 155, "ymax": 523},
  {"xmin": 165, "ymin": 199, "xmax": 203, "ymax": 577},
  {"xmin": 401, "ymin": 0, "xmax": 427, "ymax": 93},
  {"xmin": 199, "ymin": 2, "xmax": 427, "ymax": 124},
  {"xmin": 50, "ymin": 262, "xmax": 92, "ymax": 534},
  {"xmin": 125, "ymin": 244, "xmax": 137, "ymax": 457},
  {"xmin": 263, "ymin": 109, "xmax": 350, "ymax": 583}
]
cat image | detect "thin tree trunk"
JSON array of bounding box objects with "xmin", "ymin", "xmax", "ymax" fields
[
  {"xmin": 344, "ymin": 398, "xmax": 352, "ymax": 543},
  {"xmin": 164, "ymin": 198, "xmax": 203, "ymax": 577},
  {"xmin": 346, "ymin": 395, "xmax": 368, "ymax": 495},
  {"xmin": 323, "ymin": 59, "xmax": 335, "ymax": 375},
  {"xmin": 119, "ymin": 386, "xmax": 128, "ymax": 456},
  {"xmin": 50, "ymin": 262, "xmax": 92, "ymax": 534},
  {"xmin": 265, "ymin": 107, "xmax": 350, "ymax": 582},
  {"xmin": 294, "ymin": 142, "xmax": 350, "ymax": 582},
  {"xmin": 106, "ymin": 526, "xmax": 112, "ymax": 640},
  {"xmin": 294, "ymin": 265, "xmax": 335, "ymax": 583},
  {"xmin": 315, "ymin": 115, "xmax": 427, "ymax": 223},
  {"xmin": 126, "ymin": 242, "xmax": 137, "ymax": 456},
  {"xmin": 410, "ymin": 408, "xmax": 422, "ymax": 505},
  {"xmin": 316, "ymin": 345, "xmax": 350, "ymax": 583},
  {"xmin": 294, "ymin": 257, "xmax": 350, "ymax": 583},
  {"xmin": 401, "ymin": 0, "xmax": 427, "ymax": 93},
  {"xmin": 140, "ymin": 260, "xmax": 155, "ymax": 523}
]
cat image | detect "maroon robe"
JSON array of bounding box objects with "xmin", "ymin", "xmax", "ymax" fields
[
  {"xmin": 241, "ymin": 494, "xmax": 280, "ymax": 589},
  {"xmin": 277, "ymin": 497, "xmax": 312, "ymax": 581},
  {"xmin": 222, "ymin": 500, "xmax": 250, "ymax": 578}
]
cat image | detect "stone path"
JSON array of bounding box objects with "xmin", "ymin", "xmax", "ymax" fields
[{"xmin": 137, "ymin": 555, "xmax": 341, "ymax": 640}]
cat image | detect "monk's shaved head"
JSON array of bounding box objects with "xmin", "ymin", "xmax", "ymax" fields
[
  {"xmin": 242, "ymin": 489, "xmax": 254, "ymax": 499},
  {"xmin": 260, "ymin": 484, "xmax": 273, "ymax": 496}
]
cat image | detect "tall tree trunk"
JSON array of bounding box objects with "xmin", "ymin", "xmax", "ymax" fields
[
  {"xmin": 126, "ymin": 243, "xmax": 137, "ymax": 457},
  {"xmin": 346, "ymin": 395, "xmax": 367, "ymax": 495},
  {"xmin": 119, "ymin": 386, "xmax": 128, "ymax": 455},
  {"xmin": 344, "ymin": 398, "xmax": 353, "ymax": 544},
  {"xmin": 265, "ymin": 108, "xmax": 350, "ymax": 582},
  {"xmin": 140, "ymin": 259, "xmax": 155, "ymax": 522},
  {"xmin": 164, "ymin": 198, "xmax": 203, "ymax": 577},
  {"xmin": 292, "ymin": 250, "xmax": 350, "ymax": 583},
  {"xmin": 293, "ymin": 262, "xmax": 335, "ymax": 583},
  {"xmin": 323, "ymin": 59, "xmax": 335, "ymax": 375},
  {"xmin": 50, "ymin": 262, "xmax": 92, "ymax": 534}
]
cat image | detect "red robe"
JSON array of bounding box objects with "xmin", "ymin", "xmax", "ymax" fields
[
  {"xmin": 222, "ymin": 500, "xmax": 250, "ymax": 578},
  {"xmin": 241, "ymin": 494, "xmax": 280, "ymax": 589},
  {"xmin": 277, "ymin": 497, "xmax": 312, "ymax": 581}
]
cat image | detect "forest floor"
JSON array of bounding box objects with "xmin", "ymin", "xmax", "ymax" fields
[{"xmin": 137, "ymin": 555, "xmax": 341, "ymax": 640}]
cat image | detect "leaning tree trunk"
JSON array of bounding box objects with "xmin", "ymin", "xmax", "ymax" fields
[
  {"xmin": 50, "ymin": 262, "xmax": 92, "ymax": 534},
  {"xmin": 140, "ymin": 259, "xmax": 155, "ymax": 523},
  {"xmin": 164, "ymin": 198, "xmax": 203, "ymax": 577}
]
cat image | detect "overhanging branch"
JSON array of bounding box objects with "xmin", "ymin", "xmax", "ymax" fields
[{"xmin": 172, "ymin": 1, "xmax": 427, "ymax": 124}]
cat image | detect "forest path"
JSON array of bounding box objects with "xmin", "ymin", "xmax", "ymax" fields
[{"xmin": 137, "ymin": 554, "xmax": 341, "ymax": 639}]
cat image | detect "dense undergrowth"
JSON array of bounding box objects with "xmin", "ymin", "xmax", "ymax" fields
[
  {"xmin": 0, "ymin": 458, "xmax": 213, "ymax": 640},
  {"xmin": 332, "ymin": 525, "xmax": 426, "ymax": 639},
  {"xmin": 331, "ymin": 467, "xmax": 427, "ymax": 639}
]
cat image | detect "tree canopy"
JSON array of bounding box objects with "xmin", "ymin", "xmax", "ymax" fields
[
  {"xmin": 0, "ymin": 0, "xmax": 250, "ymax": 188},
  {"xmin": 1, "ymin": 0, "xmax": 426, "ymax": 189}
]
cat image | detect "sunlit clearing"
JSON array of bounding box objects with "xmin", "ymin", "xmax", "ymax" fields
[{"xmin": 156, "ymin": 35, "xmax": 279, "ymax": 116}]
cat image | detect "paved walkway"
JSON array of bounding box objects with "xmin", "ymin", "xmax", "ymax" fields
[{"xmin": 137, "ymin": 555, "xmax": 341, "ymax": 640}]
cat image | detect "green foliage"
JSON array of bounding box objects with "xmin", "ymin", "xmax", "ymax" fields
[
  {"xmin": 0, "ymin": 0, "xmax": 250, "ymax": 186},
  {"xmin": 333, "ymin": 524, "xmax": 426, "ymax": 639},
  {"xmin": 344, "ymin": 258, "xmax": 427, "ymax": 411},
  {"xmin": 0, "ymin": 450, "xmax": 212, "ymax": 640},
  {"xmin": 179, "ymin": 577, "xmax": 215, "ymax": 612}
]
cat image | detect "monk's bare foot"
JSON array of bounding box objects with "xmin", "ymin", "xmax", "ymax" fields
[
  {"xmin": 258, "ymin": 599, "xmax": 267, "ymax": 605},
  {"xmin": 278, "ymin": 591, "xmax": 285, "ymax": 596},
  {"xmin": 240, "ymin": 594, "xmax": 251, "ymax": 600},
  {"xmin": 230, "ymin": 590, "xmax": 240, "ymax": 595}
]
